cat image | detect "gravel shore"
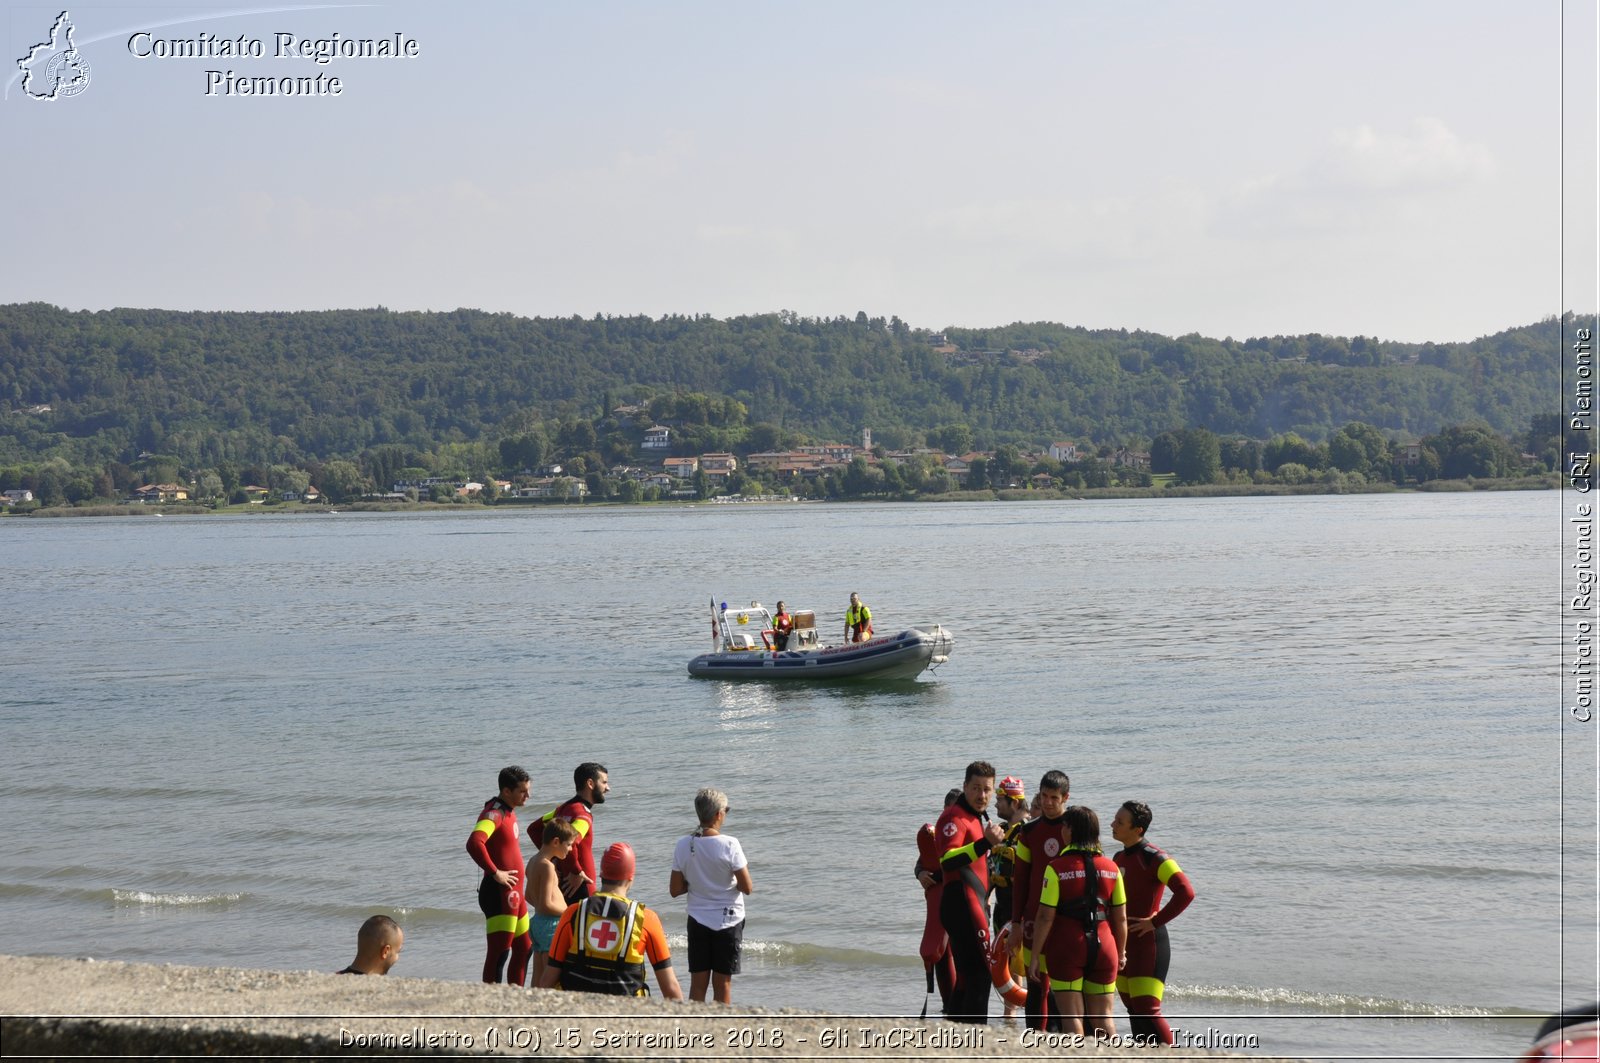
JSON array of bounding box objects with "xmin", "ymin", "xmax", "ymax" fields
[{"xmin": 0, "ymin": 954, "xmax": 1298, "ymax": 1060}]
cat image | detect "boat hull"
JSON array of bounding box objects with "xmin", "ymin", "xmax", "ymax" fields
[{"xmin": 687, "ymin": 626, "xmax": 953, "ymax": 680}]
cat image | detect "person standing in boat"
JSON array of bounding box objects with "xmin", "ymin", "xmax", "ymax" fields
[
  {"xmin": 844, "ymin": 592, "xmax": 874, "ymax": 642},
  {"xmin": 771, "ymin": 601, "xmax": 794, "ymax": 650}
]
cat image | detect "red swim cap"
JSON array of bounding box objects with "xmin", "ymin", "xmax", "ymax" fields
[{"xmin": 600, "ymin": 841, "xmax": 636, "ymax": 881}]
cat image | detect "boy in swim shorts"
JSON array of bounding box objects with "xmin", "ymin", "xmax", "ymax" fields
[{"xmin": 526, "ymin": 817, "xmax": 578, "ymax": 986}]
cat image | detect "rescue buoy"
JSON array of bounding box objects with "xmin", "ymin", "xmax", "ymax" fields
[{"xmin": 988, "ymin": 935, "xmax": 1027, "ymax": 1006}]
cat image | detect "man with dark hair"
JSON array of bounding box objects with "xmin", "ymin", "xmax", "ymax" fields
[
  {"xmin": 537, "ymin": 841, "xmax": 683, "ymax": 999},
  {"xmin": 530, "ymin": 762, "xmax": 610, "ymax": 903},
  {"xmin": 338, "ymin": 914, "xmax": 403, "ymax": 975},
  {"xmin": 770, "ymin": 601, "xmax": 794, "ymax": 650},
  {"xmin": 466, "ymin": 765, "xmax": 532, "ymax": 984},
  {"xmin": 1111, "ymin": 800, "xmax": 1195, "ymax": 1047},
  {"xmin": 935, "ymin": 760, "xmax": 1005, "ymax": 1024},
  {"xmin": 1007, "ymin": 769, "xmax": 1071, "ymax": 1031}
]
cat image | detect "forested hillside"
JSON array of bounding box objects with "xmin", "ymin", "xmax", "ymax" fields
[{"xmin": 0, "ymin": 302, "xmax": 1565, "ymax": 469}]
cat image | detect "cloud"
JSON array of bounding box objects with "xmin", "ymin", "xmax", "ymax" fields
[
  {"xmin": 1317, "ymin": 117, "xmax": 1496, "ymax": 192},
  {"xmin": 1217, "ymin": 117, "xmax": 1496, "ymax": 238}
]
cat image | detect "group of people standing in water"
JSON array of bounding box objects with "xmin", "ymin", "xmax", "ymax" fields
[
  {"xmin": 465, "ymin": 763, "xmax": 753, "ymax": 1004},
  {"xmin": 918, "ymin": 761, "xmax": 1195, "ymax": 1044}
]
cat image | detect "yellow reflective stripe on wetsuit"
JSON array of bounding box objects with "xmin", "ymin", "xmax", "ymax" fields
[
  {"xmin": 939, "ymin": 839, "xmax": 984, "ymax": 870},
  {"xmin": 1038, "ymin": 856, "xmax": 1126, "ymax": 908},
  {"xmin": 486, "ymin": 912, "xmax": 531, "ymax": 935},
  {"xmin": 473, "ymin": 818, "xmax": 497, "ymax": 837},
  {"xmin": 1155, "ymin": 857, "xmax": 1181, "ymax": 884},
  {"xmin": 1049, "ymin": 973, "xmax": 1118, "ymax": 993},
  {"xmin": 1117, "ymin": 975, "xmax": 1165, "ymax": 999},
  {"xmin": 541, "ymin": 807, "xmax": 591, "ymax": 839}
]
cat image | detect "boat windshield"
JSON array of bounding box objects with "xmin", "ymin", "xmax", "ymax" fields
[{"xmin": 718, "ymin": 603, "xmax": 774, "ymax": 648}]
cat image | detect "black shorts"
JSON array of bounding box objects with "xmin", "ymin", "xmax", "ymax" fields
[{"xmin": 686, "ymin": 916, "xmax": 744, "ymax": 975}]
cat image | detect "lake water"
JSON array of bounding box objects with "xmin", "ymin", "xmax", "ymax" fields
[{"xmin": 0, "ymin": 492, "xmax": 1592, "ymax": 1061}]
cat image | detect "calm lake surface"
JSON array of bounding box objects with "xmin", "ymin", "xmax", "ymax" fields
[{"xmin": 0, "ymin": 492, "xmax": 1590, "ymax": 1060}]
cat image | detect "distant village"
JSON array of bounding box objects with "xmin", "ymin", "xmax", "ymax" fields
[
  {"xmin": 0, "ymin": 417, "xmax": 1151, "ymax": 508},
  {"xmin": 0, "ymin": 376, "xmax": 1551, "ymax": 510},
  {"xmin": 363, "ymin": 424, "xmax": 1151, "ymax": 504}
]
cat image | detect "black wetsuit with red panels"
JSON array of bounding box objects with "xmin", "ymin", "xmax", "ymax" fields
[{"xmin": 935, "ymin": 795, "xmax": 994, "ymax": 1024}]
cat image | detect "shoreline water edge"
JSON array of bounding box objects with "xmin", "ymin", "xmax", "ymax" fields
[{"xmin": 0, "ymin": 472, "xmax": 1564, "ymax": 520}]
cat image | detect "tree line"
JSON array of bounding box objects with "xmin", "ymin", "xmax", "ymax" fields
[
  {"xmin": 0, "ymin": 410, "xmax": 1569, "ymax": 510},
  {"xmin": 0, "ymin": 303, "xmax": 1583, "ymax": 508}
]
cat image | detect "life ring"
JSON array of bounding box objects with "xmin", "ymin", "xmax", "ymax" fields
[{"xmin": 988, "ymin": 934, "xmax": 1027, "ymax": 1006}]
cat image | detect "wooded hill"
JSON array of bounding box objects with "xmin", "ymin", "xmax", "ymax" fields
[{"xmin": 0, "ymin": 302, "xmax": 1565, "ymax": 468}]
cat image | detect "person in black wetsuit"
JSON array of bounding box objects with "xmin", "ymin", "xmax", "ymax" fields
[{"xmin": 935, "ymin": 760, "xmax": 1006, "ymax": 1024}]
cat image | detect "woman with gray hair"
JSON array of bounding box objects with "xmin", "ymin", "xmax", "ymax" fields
[{"xmin": 668, "ymin": 787, "xmax": 754, "ymax": 1003}]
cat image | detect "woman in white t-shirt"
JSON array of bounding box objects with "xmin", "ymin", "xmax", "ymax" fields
[{"xmin": 669, "ymin": 787, "xmax": 755, "ymax": 1003}]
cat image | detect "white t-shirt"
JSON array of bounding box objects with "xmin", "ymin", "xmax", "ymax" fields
[{"xmin": 671, "ymin": 831, "xmax": 748, "ymax": 929}]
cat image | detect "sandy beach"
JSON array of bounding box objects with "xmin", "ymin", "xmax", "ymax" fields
[{"xmin": 0, "ymin": 954, "xmax": 1301, "ymax": 1060}]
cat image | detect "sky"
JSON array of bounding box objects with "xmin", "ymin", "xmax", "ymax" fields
[{"xmin": 2, "ymin": 0, "xmax": 1595, "ymax": 344}]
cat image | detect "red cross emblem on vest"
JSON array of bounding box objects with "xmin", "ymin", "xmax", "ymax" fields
[{"xmin": 588, "ymin": 919, "xmax": 621, "ymax": 951}]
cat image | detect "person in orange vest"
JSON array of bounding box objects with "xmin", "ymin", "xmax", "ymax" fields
[
  {"xmin": 844, "ymin": 592, "xmax": 873, "ymax": 642},
  {"xmin": 537, "ymin": 842, "xmax": 683, "ymax": 999},
  {"xmin": 771, "ymin": 601, "xmax": 794, "ymax": 650}
]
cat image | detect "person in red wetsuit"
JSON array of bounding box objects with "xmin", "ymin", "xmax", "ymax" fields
[
  {"xmin": 1111, "ymin": 800, "xmax": 1195, "ymax": 1047},
  {"xmin": 936, "ymin": 760, "xmax": 1006, "ymax": 1024},
  {"xmin": 529, "ymin": 762, "xmax": 610, "ymax": 903},
  {"xmin": 1005, "ymin": 769, "xmax": 1071, "ymax": 1032},
  {"xmin": 770, "ymin": 601, "xmax": 794, "ymax": 650},
  {"xmin": 466, "ymin": 765, "xmax": 532, "ymax": 984},
  {"xmin": 914, "ymin": 787, "xmax": 962, "ymax": 1016},
  {"xmin": 1027, "ymin": 805, "xmax": 1126, "ymax": 1041}
]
